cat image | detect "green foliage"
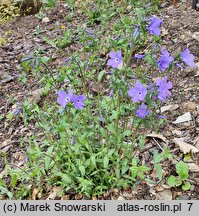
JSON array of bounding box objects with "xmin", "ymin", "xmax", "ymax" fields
[
  {"xmin": 56, "ymin": 30, "xmax": 73, "ymax": 48},
  {"xmin": 0, "ymin": 0, "xmax": 20, "ymax": 24},
  {"xmin": 167, "ymin": 161, "xmax": 190, "ymax": 191}
]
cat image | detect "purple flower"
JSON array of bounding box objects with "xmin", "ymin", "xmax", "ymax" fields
[
  {"xmin": 158, "ymin": 115, "xmax": 167, "ymax": 119},
  {"xmin": 128, "ymin": 82, "xmax": 147, "ymax": 102},
  {"xmin": 57, "ymin": 89, "xmax": 73, "ymax": 107},
  {"xmin": 113, "ymin": 36, "xmax": 119, "ymax": 40},
  {"xmin": 109, "ymin": 89, "xmax": 114, "ymax": 97},
  {"xmin": 134, "ymin": 53, "xmax": 145, "ymax": 59},
  {"xmin": 71, "ymin": 95, "xmax": 86, "ymax": 110},
  {"xmin": 64, "ymin": 57, "xmax": 71, "ymax": 65},
  {"xmin": 180, "ymin": 48, "xmax": 196, "ymax": 68},
  {"xmin": 155, "ymin": 77, "xmax": 172, "ymax": 101},
  {"xmin": 100, "ymin": 113, "xmax": 105, "ymax": 124},
  {"xmin": 20, "ymin": 56, "xmax": 33, "ymax": 62},
  {"xmin": 13, "ymin": 108, "xmax": 21, "ymax": 116},
  {"xmin": 133, "ymin": 26, "xmax": 139, "ymax": 39},
  {"xmin": 136, "ymin": 104, "xmax": 150, "ymax": 119},
  {"xmin": 157, "ymin": 50, "xmax": 174, "ymax": 72},
  {"xmin": 107, "ymin": 51, "xmax": 123, "ymax": 69},
  {"xmin": 147, "ymin": 16, "xmax": 163, "ymax": 36}
]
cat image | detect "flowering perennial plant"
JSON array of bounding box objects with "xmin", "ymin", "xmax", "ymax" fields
[{"xmin": 17, "ymin": 7, "xmax": 196, "ymax": 198}]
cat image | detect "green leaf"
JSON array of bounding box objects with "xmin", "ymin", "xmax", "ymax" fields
[
  {"xmin": 108, "ymin": 149, "xmax": 115, "ymax": 156},
  {"xmin": 182, "ymin": 181, "xmax": 191, "ymax": 191},
  {"xmin": 123, "ymin": 130, "xmax": 132, "ymax": 137},
  {"xmin": 155, "ymin": 164, "xmax": 162, "ymax": 179},
  {"xmin": 107, "ymin": 123, "xmax": 117, "ymax": 136},
  {"xmin": 44, "ymin": 146, "xmax": 54, "ymax": 171},
  {"xmin": 97, "ymin": 70, "xmax": 105, "ymax": 82},
  {"xmin": 62, "ymin": 174, "xmax": 72, "ymax": 184},
  {"xmin": 167, "ymin": 175, "xmax": 177, "ymax": 187},
  {"xmin": 153, "ymin": 150, "xmax": 164, "ymax": 163},
  {"xmin": 176, "ymin": 161, "xmax": 189, "ymax": 180},
  {"xmin": 138, "ymin": 135, "xmax": 146, "ymax": 150},
  {"xmin": 11, "ymin": 174, "xmax": 18, "ymax": 189},
  {"xmin": 90, "ymin": 155, "xmax": 96, "ymax": 168},
  {"xmin": 122, "ymin": 159, "xmax": 128, "ymax": 175},
  {"xmin": 115, "ymin": 165, "xmax": 120, "ymax": 179},
  {"xmin": 103, "ymin": 155, "xmax": 109, "ymax": 169},
  {"xmin": 0, "ymin": 186, "xmax": 13, "ymax": 199},
  {"xmin": 79, "ymin": 165, "xmax": 85, "ymax": 176}
]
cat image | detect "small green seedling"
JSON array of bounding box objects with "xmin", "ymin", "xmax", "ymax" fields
[{"xmin": 167, "ymin": 161, "xmax": 190, "ymax": 191}]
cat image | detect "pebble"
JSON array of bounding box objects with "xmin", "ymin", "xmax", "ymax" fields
[{"xmin": 172, "ymin": 112, "xmax": 192, "ymax": 124}]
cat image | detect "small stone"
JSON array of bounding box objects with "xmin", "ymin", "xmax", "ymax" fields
[
  {"xmin": 172, "ymin": 112, "xmax": 192, "ymax": 124},
  {"xmin": 42, "ymin": 17, "xmax": 50, "ymax": 24},
  {"xmin": 160, "ymin": 104, "xmax": 179, "ymax": 113}
]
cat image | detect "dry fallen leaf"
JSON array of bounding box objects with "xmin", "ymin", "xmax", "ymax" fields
[
  {"xmin": 172, "ymin": 112, "xmax": 192, "ymax": 124},
  {"xmin": 46, "ymin": 192, "xmax": 57, "ymax": 200},
  {"xmin": 32, "ymin": 188, "xmax": 39, "ymax": 200},
  {"xmin": 160, "ymin": 104, "xmax": 179, "ymax": 113},
  {"xmin": 173, "ymin": 138, "xmax": 199, "ymax": 154},
  {"xmin": 146, "ymin": 132, "xmax": 166, "ymax": 142}
]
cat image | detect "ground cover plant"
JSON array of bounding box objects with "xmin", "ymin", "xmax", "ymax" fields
[{"xmin": 0, "ymin": 0, "xmax": 198, "ymax": 199}]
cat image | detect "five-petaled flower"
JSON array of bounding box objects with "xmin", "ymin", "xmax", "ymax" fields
[
  {"xmin": 57, "ymin": 89, "xmax": 73, "ymax": 108},
  {"xmin": 155, "ymin": 77, "xmax": 172, "ymax": 101},
  {"xmin": 107, "ymin": 51, "xmax": 123, "ymax": 69},
  {"xmin": 147, "ymin": 16, "xmax": 163, "ymax": 36},
  {"xmin": 128, "ymin": 82, "xmax": 147, "ymax": 102},
  {"xmin": 71, "ymin": 95, "xmax": 86, "ymax": 110},
  {"xmin": 136, "ymin": 104, "xmax": 150, "ymax": 119},
  {"xmin": 157, "ymin": 50, "xmax": 174, "ymax": 72},
  {"xmin": 180, "ymin": 48, "xmax": 196, "ymax": 68}
]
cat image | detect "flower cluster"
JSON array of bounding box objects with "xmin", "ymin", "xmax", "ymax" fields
[
  {"xmin": 57, "ymin": 89, "xmax": 86, "ymax": 110},
  {"xmin": 128, "ymin": 77, "xmax": 173, "ymax": 119}
]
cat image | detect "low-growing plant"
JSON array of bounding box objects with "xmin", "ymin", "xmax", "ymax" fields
[
  {"xmin": 4, "ymin": 2, "xmax": 195, "ymax": 199},
  {"xmin": 167, "ymin": 161, "xmax": 191, "ymax": 191}
]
